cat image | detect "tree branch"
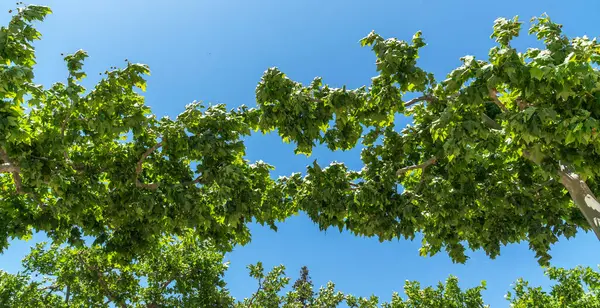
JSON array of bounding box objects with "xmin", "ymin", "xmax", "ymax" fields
[
  {"xmin": 523, "ymin": 150, "xmax": 600, "ymax": 241},
  {"xmin": 247, "ymin": 277, "xmax": 264, "ymax": 307},
  {"xmin": 160, "ymin": 278, "xmax": 175, "ymax": 290},
  {"xmin": 0, "ymin": 163, "xmax": 19, "ymax": 173},
  {"xmin": 557, "ymin": 163, "xmax": 600, "ymax": 240},
  {"xmin": 489, "ymin": 88, "xmax": 508, "ymax": 112},
  {"xmin": 65, "ymin": 285, "xmax": 70, "ymax": 305},
  {"xmin": 78, "ymin": 254, "xmax": 126, "ymax": 308},
  {"xmin": 397, "ymin": 157, "xmax": 437, "ymax": 176},
  {"xmin": 404, "ymin": 95, "xmax": 435, "ymax": 108},
  {"xmin": 61, "ymin": 108, "xmax": 72, "ymax": 162},
  {"xmin": 40, "ymin": 284, "xmax": 61, "ymax": 291},
  {"xmin": 0, "ymin": 149, "xmax": 25, "ymax": 194},
  {"xmin": 349, "ymin": 182, "xmax": 360, "ymax": 191},
  {"xmin": 179, "ymin": 174, "xmax": 203, "ymax": 187},
  {"xmin": 135, "ymin": 141, "xmax": 163, "ymax": 190}
]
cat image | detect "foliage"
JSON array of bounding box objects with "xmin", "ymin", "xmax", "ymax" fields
[
  {"xmin": 2, "ymin": 4, "xmax": 600, "ymax": 267},
  {"xmin": 0, "ymin": 5, "xmax": 295, "ymax": 259},
  {"xmin": 1, "ymin": 232, "xmax": 234, "ymax": 307},
  {"xmin": 236, "ymin": 262, "xmax": 489, "ymax": 307},
  {"xmin": 2, "ymin": 3, "xmax": 600, "ymax": 306},
  {"xmin": 507, "ymin": 266, "xmax": 600, "ymax": 307},
  {"xmin": 253, "ymin": 15, "xmax": 600, "ymax": 265},
  {"xmin": 3, "ymin": 245, "xmax": 600, "ymax": 307}
]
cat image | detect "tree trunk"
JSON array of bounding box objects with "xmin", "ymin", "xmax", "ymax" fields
[{"xmin": 558, "ymin": 164, "xmax": 600, "ymax": 240}]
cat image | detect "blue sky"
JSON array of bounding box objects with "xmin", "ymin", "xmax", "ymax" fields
[{"xmin": 2, "ymin": 0, "xmax": 600, "ymax": 306}]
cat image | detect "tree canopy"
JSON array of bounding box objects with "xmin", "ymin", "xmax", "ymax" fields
[{"xmin": 1, "ymin": 4, "xmax": 600, "ymax": 306}]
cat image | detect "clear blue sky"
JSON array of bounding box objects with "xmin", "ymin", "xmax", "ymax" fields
[{"xmin": 2, "ymin": 0, "xmax": 600, "ymax": 306}]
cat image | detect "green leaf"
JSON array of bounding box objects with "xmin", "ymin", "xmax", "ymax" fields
[{"xmin": 530, "ymin": 66, "xmax": 544, "ymax": 80}]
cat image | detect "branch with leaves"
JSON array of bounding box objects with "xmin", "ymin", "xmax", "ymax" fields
[
  {"xmin": 488, "ymin": 88, "xmax": 508, "ymax": 112},
  {"xmin": 404, "ymin": 95, "xmax": 435, "ymax": 108},
  {"xmin": 76, "ymin": 253, "xmax": 126, "ymax": 308},
  {"xmin": 135, "ymin": 140, "xmax": 163, "ymax": 190},
  {"xmin": 397, "ymin": 157, "xmax": 437, "ymax": 176}
]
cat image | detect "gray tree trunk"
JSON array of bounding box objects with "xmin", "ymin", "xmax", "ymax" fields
[{"xmin": 558, "ymin": 164, "xmax": 600, "ymax": 240}]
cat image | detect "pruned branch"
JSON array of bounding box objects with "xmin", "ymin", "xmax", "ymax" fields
[
  {"xmin": 135, "ymin": 141, "xmax": 163, "ymax": 190},
  {"xmin": 0, "ymin": 149, "xmax": 25, "ymax": 194},
  {"xmin": 489, "ymin": 88, "xmax": 508, "ymax": 112},
  {"xmin": 397, "ymin": 157, "xmax": 437, "ymax": 176},
  {"xmin": 404, "ymin": 95, "xmax": 435, "ymax": 108}
]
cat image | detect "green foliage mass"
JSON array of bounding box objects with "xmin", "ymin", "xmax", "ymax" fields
[
  {"xmin": 2, "ymin": 243, "xmax": 600, "ymax": 307},
  {"xmin": 2, "ymin": 4, "xmax": 600, "ymax": 306}
]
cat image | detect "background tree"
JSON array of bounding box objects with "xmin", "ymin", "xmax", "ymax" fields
[
  {"xmin": 1, "ymin": 232, "xmax": 234, "ymax": 307},
  {"xmin": 289, "ymin": 266, "xmax": 315, "ymax": 307},
  {"xmin": 3, "ymin": 246, "xmax": 600, "ymax": 307}
]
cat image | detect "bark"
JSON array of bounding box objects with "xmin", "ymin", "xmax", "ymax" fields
[
  {"xmin": 396, "ymin": 157, "xmax": 437, "ymax": 176},
  {"xmin": 0, "ymin": 149, "xmax": 25, "ymax": 194},
  {"xmin": 65, "ymin": 285, "xmax": 70, "ymax": 305},
  {"xmin": 135, "ymin": 140, "xmax": 163, "ymax": 190},
  {"xmin": 558, "ymin": 164, "xmax": 600, "ymax": 240}
]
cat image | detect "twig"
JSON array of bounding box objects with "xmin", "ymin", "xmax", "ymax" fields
[
  {"xmin": 0, "ymin": 149, "xmax": 25, "ymax": 194},
  {"xmin": 160, "ymin": 278, "xmax": 175, "ymax": 290},
  {"xmin": 77, "ymin": 254, "xmax": 126, "ymax": 308},
  {"xmin": 40, "ymin": 284, "xmax": 61, "ymax": 291},
  {"xmin": 404, "ymin": 95, "xmax": 435, "ymax": 108},
  {"xmin": 533, "ymin": 179, "xmax": 554, "ymax": 193},
  {"xmin": 397, "ymin": 157, "xmax": 437, "ymax": 176},
  {"xmin": 61, "ymin": 108, "xmax": 72, "ymax": 162},
  {"xmin": 145, "ymin": 278, "xmax": 177, "ymax": 308},
  {"xmin": 135, "ymin": 141, "xmax": 163, "ymax": 190},
  {"xmin": 182, "ymin": 175, "xmax": 202, "ymax": 186},
  {"xmin": 489, "ymin": 88, "xmax": 508, "ymax": 112},
  {"xmin": 517, "ymin": 98, "xmax": 530, "ymax": 111},
  {"xmin": 135, "ymin": 136, "xmax": 203, "ymax": 189},
  {"xmin": 247, "ymin": 278, "xmax": 264, "ymax": 307}
]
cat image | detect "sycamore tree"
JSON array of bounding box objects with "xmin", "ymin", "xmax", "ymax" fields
[{"xmin": 2, "ymin": 3, "xmax": 600, "ymax": 307}]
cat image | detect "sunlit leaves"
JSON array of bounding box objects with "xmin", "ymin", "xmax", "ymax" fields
[
  {"xmin": 0, "ymin": 5, "xmax": 294, "ymax": 257},
  {"xmin": 491, "ymin": 16, "xmax": 522, "ymax": 47},
  {"xmin": 2, "ymin": 5, "xmax": 600, "ymax": 301},
  {"xmin": 255, "ymin": 13, "xmax": 600, "ymax": 266}
]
